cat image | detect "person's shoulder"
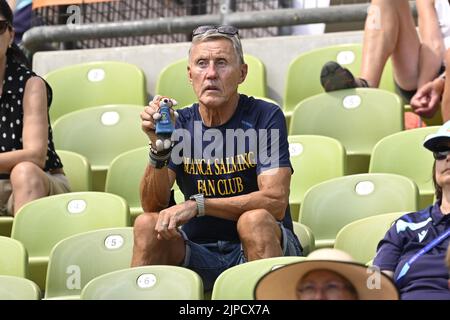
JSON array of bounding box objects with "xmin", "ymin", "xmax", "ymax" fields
[
  {"xmin": 240, "ymin": 95, "xmax": 283, "ymax": 116},
  {"xmin": 390, "ymin": 205, "xmax": 434, "ymax": 232},
  {"xmin": 174, "ymin": 103, "xmax": 197, "ymax": 123},
  {"xmin": 241, "ymin": 95, "xmax": 280, "ymax": 108}
]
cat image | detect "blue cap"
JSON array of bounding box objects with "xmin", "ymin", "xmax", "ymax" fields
[{"xmin": 423, "ymin": 120, "xmax": 450, "ymax": 152}]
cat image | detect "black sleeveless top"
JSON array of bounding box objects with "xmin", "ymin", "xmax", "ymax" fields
[{"xmin": 0, "ymin": 58, "xmax": 62, "ymax": 171}]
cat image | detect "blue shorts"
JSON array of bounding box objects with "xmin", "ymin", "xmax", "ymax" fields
[{"xmin": 180, "ymin": 222, "xmax": 302, "ymax": 291}]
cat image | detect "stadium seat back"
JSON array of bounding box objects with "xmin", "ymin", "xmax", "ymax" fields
[
  {"xmin": 334, "ymin": 212, "xmax": 406, "ymax": 264},
  {"xmin": 299, "ymin": 173, "xmax": 419, "ymax": 248},
  {"xmin": 288, "ymin": 135, "xmax": 346, "ymax": 220},
  {"xmin": 11, "ymin": 192, "xmax": 130, "ymax": 288},
  {"xmin": 0, "ymin": 236, "xmax": 27, "ymax": 277},
  {"xmin": 52, "ymin": 104, "xmax": 148, "ymax": 190},
  {"xmin": 45, "ymin": 61, "xmax": 146, "ymax": 123},
  {"xmin": 283, "ymin": 44, "xmax": 395, "ymax": 113},
  {"xmin": 0, "ymin": 275, "xmax": 41, "ymax": 300},
  {"xmin": 57, "ymin": 150, "xmax": 93, "ymax": 192},
  {"xmin": 211, "ymin": 256, "xmax": 305, "ymax": 300},
  {"xmin": 292, "ymin": 222, "xmax": 315, "ymax": 256},
  {"xmin": 45, "ymin": 227, "xmax": 133, "ymax": 299},
  {"xmin": 290, "ymin": 88, "xmax": 403, "ymax": 174},
  {"xmin": 105, "ymin": 147, "xmax": 148, "ymax": 220},
  {"xmin": 369, "ymin": 127, "xmax": 439, "ymax": 209},
  {"xmin": 81, "ymin": 265, "xmax": 203, "ymax": 300}
]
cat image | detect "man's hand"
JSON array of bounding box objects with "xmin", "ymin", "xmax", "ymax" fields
[
  {"xmin": 154, "ymin": 200, "xmax": 198, "ymax": 240},
  {"xmin": 140, "ymin": 95, "xmax": 178, "ymax": 146},
  {"xmin": 410, "ymin": 77, "xmax": 445, "ymax": 118}
]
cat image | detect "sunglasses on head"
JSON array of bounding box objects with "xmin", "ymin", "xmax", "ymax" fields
[
  {"xmin": 433, "ymin": 149, "xmax": 450, "ymax": 160},
  {"xmin": 192, "ymin": 25, "xmax": 239, "ymax": 37},
  {"xmin": 0, "ymin": 20, "xmax": 10, "ymax": 35}
]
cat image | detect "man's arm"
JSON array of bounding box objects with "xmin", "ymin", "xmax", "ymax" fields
[
  {"xmin": 140, "ymin": 165, "xmax": 176, "ymax": 213},
  {"xmin": 204, "ymin": 167, "xmax": 291, "ymax": 221},
  {"xmin": 0, "ymin": 77, "xmax": 48, "ymax": 173},
  {"xmin": 139, "ymin": 96, "xmax": 177, "ymax": 213},
  {"xmin": 417, "ymin": 0, "xmax": 446, "ymax": 88},
  {"xmin": 154, "ymin": 167, "xmax": 291, "ymax": 241}
]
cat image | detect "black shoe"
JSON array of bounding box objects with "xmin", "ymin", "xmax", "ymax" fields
[{"xmin": 320, "ymin": 61, "xmax": 367, "ymax": 92}]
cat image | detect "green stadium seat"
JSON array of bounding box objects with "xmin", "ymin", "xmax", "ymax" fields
[
  {"xmin": 0, "ymin": 275, "xmax": 41, "ymax": 300},
  {"xmin": 369, "ymin": 127, "xmax": 439, "ymax": 209},
  {"xmin": 334, "ymin": 212, "xmax": 406, "ymax": 264},
  {"xmin": 11, "ymin": 192, "xmax": 130, "ymax": 289},
  {"xmin": 45, "ymin": 227, "xmax": 133, "ymax": 299},
  {"xmin": 288, "ymin": 135, "xmax": 346, "ymax": 220},
  {"xmin": 290, "ymin": 88, "xmax": 403, "ymax": 174},
  {"xmin": 105, "ymin": 147, "xmax": 181, "ymax": 223},
  {"xmin": 211, "ymin": 256, "xmax": 305, "ymax": 300},
  {"xmin": 105, "ymin": 147, "xmax": 148, "ymax": 221},
  {"xmin": 0, "ymin": 236, "xmax": 27, "ymax": 277},
  {"xmin": 292, "ymin": 222, "xmax": 315, "ymax": 256},
  {"xmin": 57, "ymin": 150, "xmax": 93, "ymax": 192},
  {"xmin": 81, "ymin": 265, "xmax": 203, "ymax": 300},
  {"xmin": 283, "ymin": 43, "xmax": 395, "ymax": 115},
  {"xmin": 44, "ymin": 61, "xmax": 147, "ymax": 123},
  {"xmin": 52, "ymin": 104, "xmax": 148, "ymax": 191},
  {"xmin": 299, "ymin": 173, "xmax": 419, "ymax": 248}
]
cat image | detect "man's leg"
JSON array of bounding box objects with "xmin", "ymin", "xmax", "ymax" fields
[
  {"xmin": 361, "ymin": 0, "xmax": 420, "ymax": 88},
  {"xmin": 321, "ymin": 0, "xmax": 421, "ymax": 91},
  {"xmin": 131, "ymin": 211, "xmax": 185, "ymax": 266},
  {"xmin": 237, "ymin": 209, "xmax": 283, "ymax": 260},
  {"xmin": 9, "ymin": 162, "xmax": 50, "ymax": 216}
]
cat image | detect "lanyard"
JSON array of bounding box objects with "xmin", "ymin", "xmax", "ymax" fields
[{"xmin": 396, "ymin": 228, "xmax": 450, "ymax": 283}]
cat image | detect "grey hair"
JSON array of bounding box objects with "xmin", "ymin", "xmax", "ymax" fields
[{"xmin": 189, "ymin": 29, "xmax": 245, "ymax": 65}]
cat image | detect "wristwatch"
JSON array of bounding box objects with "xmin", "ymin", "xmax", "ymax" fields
[{"xmin": 189, "ymin": 193, "xmax": 205, "ymax": 217}]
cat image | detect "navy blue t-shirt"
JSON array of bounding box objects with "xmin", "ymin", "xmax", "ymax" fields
[
  {"xmin": 168, "ymin": 95, "xmax": 295, "ymax": 243},
  {"xmin": 373, "ymin": 202, "xmax": 450, "ymax": 300}
]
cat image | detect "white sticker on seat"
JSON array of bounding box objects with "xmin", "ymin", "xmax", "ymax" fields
[
  {"xmin": 101, "ymin": 111, "xmax": 120, "ymax": 126},
  {"xmin": 289, "ymin": 143, "xmax": 303, "ymax": 157},
  {"xmin": 336, "ymin": 51, "xmax": 356, "ymax": 65},
  {"xmin": 342, "ymin": 95, "xmax": 361, "ymax": 109},
  {"xmin": 104, "ymin": 235, "xmax": 124, "ymax": 250},
  {"xmin": 137, "ymin": 273, "xmax": 157, "ymax": 288},
  {"xmin": 355, "ymin": 181, "xmax": 375, "ymax": 195},
  {"xmin": 87, "ymin": 68, "xmax": 105, "ymax": 82},
  {"xmin": 67, "ymin": 200, "xmax": 86, "ymax": 214}
]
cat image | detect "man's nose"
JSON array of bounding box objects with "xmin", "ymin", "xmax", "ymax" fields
[{"xmin": 205, "ymin": 62, "xmax": 218, "ymax": 78}]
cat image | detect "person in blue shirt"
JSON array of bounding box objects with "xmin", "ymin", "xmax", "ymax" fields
[
  {"xmin": 131, "ymin": 25, "xmax": 302, "ymax": 291},
  {"xmin": 373, "ymin": 120, "xmax": 450, "ymax": 300}
]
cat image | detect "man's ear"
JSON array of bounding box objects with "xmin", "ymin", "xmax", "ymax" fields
[
  {"xmin": 187, "ymin": 65, "xmax": 193, "ymax": 84},
  {"xmin": 239, "ymin": 63, "xmax": 248, "ymax": 84}
]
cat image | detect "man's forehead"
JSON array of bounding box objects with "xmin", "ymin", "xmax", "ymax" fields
[{"xmin": 190, "ymin": 39, "xmax": 235, "ymax": 56}]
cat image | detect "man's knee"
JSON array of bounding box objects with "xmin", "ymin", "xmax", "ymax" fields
[
  {"xmin": 10, "ymin": 162, "xmax": 45, "ymax": 189},
  {"xmin": 237, "ymin": 209, "xmax": 276, "ymax": 237},
  {"xmin": 133, "ymin": 212, "xmax": 158, "ymax": 238}
]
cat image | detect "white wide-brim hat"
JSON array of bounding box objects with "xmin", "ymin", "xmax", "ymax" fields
[{"xmin": 254, "ymin": 249, "xmax": 399, "ymax": 300}]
